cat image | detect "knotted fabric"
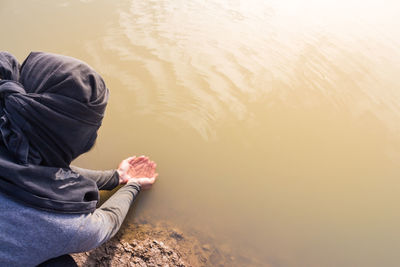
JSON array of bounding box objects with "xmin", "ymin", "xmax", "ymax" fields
[{"xmin": 0, "ymin": 51, "xmax": 109, "ymax": 213}]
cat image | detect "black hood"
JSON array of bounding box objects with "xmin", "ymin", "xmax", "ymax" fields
[{"xmin": 0, "ymin": 51, "xmax": 109, "ymax": 213}]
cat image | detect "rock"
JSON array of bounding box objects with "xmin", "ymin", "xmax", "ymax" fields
[
  {"xmin": 169, "ymin": 229, "xmax": 184, "ymax": 241},
  {"xmin": 202, "ymin": 244, "xmax": 211, "ymax": 251}
]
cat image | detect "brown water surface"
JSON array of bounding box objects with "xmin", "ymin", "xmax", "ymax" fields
[{"xmin": 1, "ymin": 0, "xmax": 400, "ymax": 266}]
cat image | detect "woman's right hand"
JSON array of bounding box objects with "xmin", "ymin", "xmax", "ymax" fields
[{"xmin": 117, "ymin": 156, "xmax": 158, "ymax": 189}]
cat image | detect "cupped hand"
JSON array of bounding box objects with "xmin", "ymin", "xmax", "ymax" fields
[{"xmin": 117, "ymin": 156, "xmax": 158, "ymax": 190}]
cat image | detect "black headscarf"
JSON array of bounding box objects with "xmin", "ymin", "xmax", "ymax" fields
[{"xmin": 0, "ymin": 51, "xmax": 109, "ymax": 213}]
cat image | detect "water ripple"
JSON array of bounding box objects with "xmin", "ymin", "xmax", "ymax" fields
[{"xmin": 85, "ymin": 0, "xmax": 400, "ymax": 139}]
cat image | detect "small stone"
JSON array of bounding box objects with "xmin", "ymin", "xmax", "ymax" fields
[
  {"xmin": 202, "ymin": 244, "xmax": 211, "ymax": 251},
  {"xmin": 199, "ymin": 255, "xmax": 207, "ymax": 263},
  {"xmin": 169, "ymin": 229, "xmax": 184, "ymax": 241}
]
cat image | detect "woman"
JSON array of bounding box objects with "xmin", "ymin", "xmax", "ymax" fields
[{"xmin": 0, "ymin": 51, "xmax": 157, "ymax": 266}]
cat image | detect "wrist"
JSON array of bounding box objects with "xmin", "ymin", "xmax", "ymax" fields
[
  {"xmin": 127, "ymin": 179, "xmax": 142, "ymax": 190},
  {"xmin": 117, "ymin": 169, "xmax": 127, "ymax": 184},
  {"xmin": 127, "ymin": 178, "xmax": 139, "ymax": 185}
]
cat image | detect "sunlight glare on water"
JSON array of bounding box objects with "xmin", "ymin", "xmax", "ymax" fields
[{"xmin": 1, "ymin": 0, "xmax": 400, "ymax": 266}]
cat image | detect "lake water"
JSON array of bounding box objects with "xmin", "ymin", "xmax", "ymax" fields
[{"xmin": 1, "ymin": 0, "xmax": 400, "ymax": 266}]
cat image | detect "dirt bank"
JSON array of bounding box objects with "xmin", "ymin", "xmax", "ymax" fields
[{"xmin": 72, "ymin": 219, "xmax": 265, "ymax": 266}]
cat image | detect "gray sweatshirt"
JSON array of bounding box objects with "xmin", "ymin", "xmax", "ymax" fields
[{"xmin": 0, "ymin": 166, "xmax": 141, "ymax": 267}]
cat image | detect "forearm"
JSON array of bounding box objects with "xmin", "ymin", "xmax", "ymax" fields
[
  {"xmin": 70, "ymin": 165, "xmax": 119, "ymax": 190},
  {"xmin": 63, "ymin": 182, "xmax": 141, "ymax": 254},
  {"xmin": 92, "ymin": 182, "xmax": 141, "ymax": 244},
  {"xmin": 66, "ymin": 156, "xmax": 157, "ymax": 251}
]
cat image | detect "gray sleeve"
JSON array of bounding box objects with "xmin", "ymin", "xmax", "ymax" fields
[
  {"xmin": 66, "ymin": 182, "xmax": 141, "ymax": 252},
  {"xmin": 70, "ymin": 165, "xmax": 119, "ymax": 190}
]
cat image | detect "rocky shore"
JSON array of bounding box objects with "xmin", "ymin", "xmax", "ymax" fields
[{"xmin": 72, "ymin": 219, "xmax": 264, "ymax": 266}]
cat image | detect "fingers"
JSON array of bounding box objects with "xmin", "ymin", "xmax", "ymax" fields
[
  {"xmin": 144, "ymin": 161, "xmax": 155, "ymax": 177},
  {"xmin": 131, "ymin": 158, "xmax": 149, "ymax": 173},
  {"xmin": 129, "ymin": 155, "xmax": 148, "ymax": 164},
  {"xmin": 148, "ymin": 162, "xmax": 154, "ymax": 177},
  {"xmin": 126, "ymin": 156, "xmax": 136, "ymax": 162},
  {"xmin": 146, "ymin": 162, "xmax": 154, "ymax": 177},
  {"xmin": 135, "ymin": 162, "xmax": 148, "ymax": 173},
  {"xmin": 151, "ymin": 162, "xmax": 157, "ymax": 177},
  {"xmin": 130, "ymin": 156, "xmax": 147, "ymax": 165}
]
